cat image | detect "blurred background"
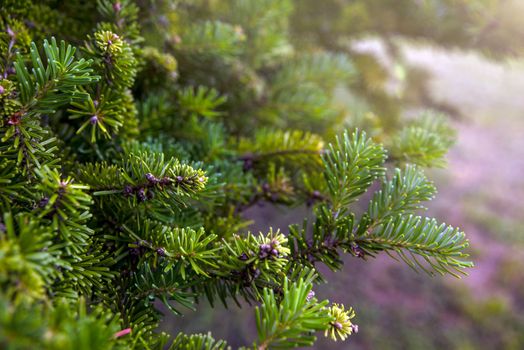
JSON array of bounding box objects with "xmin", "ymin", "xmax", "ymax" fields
[{"xmin": 162, "ymin": 1, "xmax": 524, "ymax": 348}]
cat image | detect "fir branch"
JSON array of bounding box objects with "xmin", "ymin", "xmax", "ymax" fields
[
  {"xmin": 79, "ymin": 151, "xmax": 207, "ymax": 206},
  {"xmin": 322, "ymin": 129, "xmax": 386, "ymax": 211},
  {"xmin": 0, "ymin": 297, "xmax": 121, "ymax": 349},
  {"xmin": 271, "ymin": 52, "xmax": 354, "ymax": 92},
  {"xmin": 177, "ymin": 21, "xmax": 245, "ymax": 57},
  {"xmin": 14, "ymin": 37, "xmax": 99, "ymax": 114},
  {"xmin": 0, "ymin": 159, "xmax": 28, "ymax": 207},
  {"xmin": 169, "ymin": 332, "xmax": 230, "ymax": 350},
  {"xmin": 366, "ymin": 165, "xmax": 436, "ymax": 225},
  {"xmin": 84, "ymin": 30, "xmax": 137, "ymax": 89},
  {"xmin": 389, "ymin": 112, "xmax": 456, "ymax": 168},
  {"xmin": 254, "ymin": 278, "xmax": 332, "ymax": 349},
  {"xmin": 0, "ymin": 113, "xmax": 59, "ymax": 174},
  {"xmin": 0, "ymin": 212, "xmax": 60, "ymax": 300},
  {"xmin": 355, "ymin": 215, "xmax": 473, "ymax": 277},
  {"xmin": 34, "ymin": 166, "xmax": 93, "ymax": 250},
  {"xmin": 132, "ymin": 262, "xmax": 195, "ymax": 315},
  {"xmin": 124, "ymin": 222, "xmax": 220, "ymax": 278},
  {"xmin": 237, "ymin": 129, "xmax": 324, "ymax": 172},
  {"xmin": 177, "ymin": 86, "xmax": 226, "ymax": 119}
]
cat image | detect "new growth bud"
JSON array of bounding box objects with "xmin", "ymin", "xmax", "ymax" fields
[
  {"xmin": 258, "ymin": 239, "xmax": 281, "ymax": 259},
  {"xmin": 137, "ymin": 188, "xmax": 147, "ymax": 202},
  {"xmin": 145, "ymin": 173, "xmax": 158, "ymax": 184}
]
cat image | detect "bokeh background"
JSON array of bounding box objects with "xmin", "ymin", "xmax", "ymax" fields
[{"xmin": 162, "ymin": 1, "xmax": 524, "ymax": 348}]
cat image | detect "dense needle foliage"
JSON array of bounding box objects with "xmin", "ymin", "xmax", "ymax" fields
[{"xmin": 0, "ymin": 1, "xmax": 490, "ymax": 349}]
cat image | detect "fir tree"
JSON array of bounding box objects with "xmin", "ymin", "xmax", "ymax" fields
[{"xmin": 0, "ymin": 1, "xmax": 484, "ymax": 349}]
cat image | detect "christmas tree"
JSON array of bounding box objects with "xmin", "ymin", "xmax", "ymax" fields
[{"xmin": 0, "ymin": 1, "xmax": 490, "ymax": 348}]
